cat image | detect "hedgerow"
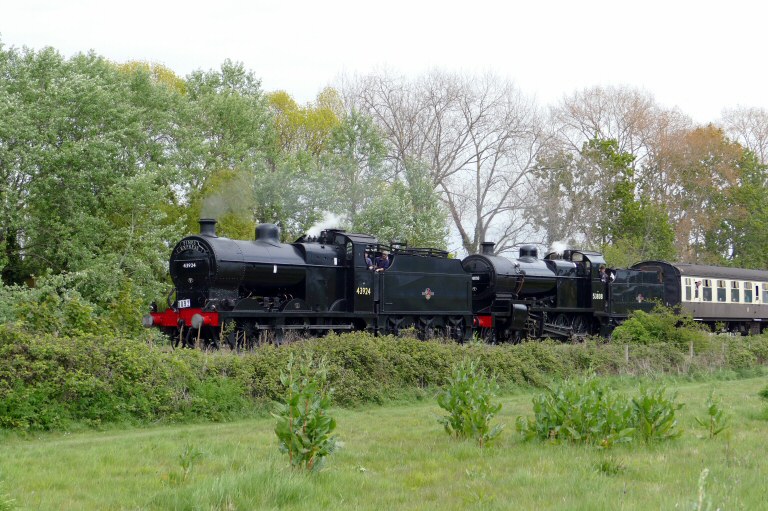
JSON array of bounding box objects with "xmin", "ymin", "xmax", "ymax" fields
[{"xmin": 0, "ymin": 323, "xmax": 766, "ymax": 431}]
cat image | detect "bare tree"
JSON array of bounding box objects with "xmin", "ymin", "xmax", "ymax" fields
[
  {"xmin": 551, "ymin": 86, "xmax": 663, "ymax": 162},
  {"xmin": 342, "ymin": 70, "xmax": 544, "ymax": 254},
  {"xmin": 720, "ymin": 107, "xmax": 768, "ymax": 164},
  {"xmin": 549, "ymin": 86, "xmax": 692, "ymax": 188}
]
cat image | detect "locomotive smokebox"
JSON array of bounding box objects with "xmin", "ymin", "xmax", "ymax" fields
[
  {"xmin": 199, "ymin": 218, "xmax": 217, "ymax": 237},
  {"xmin": 480, "ymin": 242, "xmax": 495, "ymax": 255}
]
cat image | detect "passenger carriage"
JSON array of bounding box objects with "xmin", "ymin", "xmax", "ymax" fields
[{"xmin": 632, "ymin": 261, "xmax": 768, "ymax": 334}]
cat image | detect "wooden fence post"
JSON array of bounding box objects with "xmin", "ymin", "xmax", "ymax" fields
[
  {"xmin": 689, "ymin": 341, "xmax": 694, "ymax": 359},
  {"xmin": 624, "ymin": 344, "xmax": 629, "ymax": 364}
]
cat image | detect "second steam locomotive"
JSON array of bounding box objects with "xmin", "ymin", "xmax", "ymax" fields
[{"xmin": 144, "ymin": 219, "xmax": 768, "ymax": 347}]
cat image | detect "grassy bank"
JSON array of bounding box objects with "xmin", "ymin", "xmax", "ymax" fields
[{"xmin": 0, "ymin": 375, "xmax": 766, "ymax": 510}]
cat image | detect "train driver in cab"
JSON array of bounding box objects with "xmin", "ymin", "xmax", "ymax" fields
[
  {"xmin": 375, "ymin": 250, "xmax": 391, "ymax": 272},
  {"xmin": 599, "ymin": 265, "xmax": 615, "ymax": 283}
]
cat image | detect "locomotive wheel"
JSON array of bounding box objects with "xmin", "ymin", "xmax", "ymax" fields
[
  {"xmin": 572, "ymin": 315, "xmax": 589, "ymax": 336},
  {"xmin": 225, "ymin": 331, "xmax": 239, "ymax": 351},
  {"xmin": 416, "ymin": 316, "xmax": 435, "ymax": 340},
  {"xmin": 553, "ymin": 314, "xmax": 572, "ymax": 330},
  {"xmin": 479, "ymin": 327, "xmax": 495, "ymax": 343},
  {"xmin": 387, "ymin": 316, "xmax": 405, "ymax": 336},
  {"xmin": 166, "ymin": 327, "xmax": 182, "ymax": 349},
  {"xmin": 451, "ymin": 318, "xmax": 466, "ymax": 342}
]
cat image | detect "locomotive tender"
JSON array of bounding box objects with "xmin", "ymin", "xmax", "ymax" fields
[{"xmin": 144, "ymin": 219, "xmax": 768, "ymax": 347}]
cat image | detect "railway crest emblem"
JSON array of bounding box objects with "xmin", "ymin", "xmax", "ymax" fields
[{"xmin": 422, "ymin": 288, "xmax": 434, "ymax": 300}]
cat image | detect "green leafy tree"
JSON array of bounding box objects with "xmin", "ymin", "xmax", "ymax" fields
[
  {"xmin": 531, "ymin": 137, "xmax": 675, "ymax": 264},
  {"xmin": 176, "ymin": 66, "xmax": 333, "ymax": 241},
  {"xmin": 267, "ymin": 87, "xmax": 342, "ymax": 161},
  {"xmin": 352, "ymin": 161, "xmax": 449, "ymax": 249},
  {"xmin": 324, "ymin": 109, "xmax": 387, "ymax": 221},
  {"xmin": 583, "ymin": 139, "xmax": 675, "ymax": 264},
  {"xmin": 0, "ymin": 43, "xmax": 182, "ymax": 311},
  {"xmin": 185, "ymin": 168, "xmax": 256, "ymax": 239},
  {"xmin": 713, "ymin": 151, "xmax": 768, "ymax": 268}
]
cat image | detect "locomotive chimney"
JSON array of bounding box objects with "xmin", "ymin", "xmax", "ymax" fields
[
  {"xmin": 480, "ymin": 242, "xmax": 495, "ymax": 255},
  {"xmin": 199, "ymin": 218, "xmax": 217, "ymax": 237}
]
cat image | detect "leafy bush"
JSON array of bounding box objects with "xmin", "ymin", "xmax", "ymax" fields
[
  {"xmin": 611, "ymin": 304, "xmax": 709, "ymax": 349},
  {"xmin": 0, "ymin": 324, "xmax": 252, "ymax": 430},
  {"xmin": 437, "ymin": 358, "xmax": 504, "ymax": 447},
  {"xmin": 0, "ymin": 272, "xmax": 151, "ymax": 338},
  {"xmin": 516, "ymin": 376, "xmax": 635, "ymax": 448},
  {"xmin": 631, "ymin": 386, "xmax": 683, "ymax": 443},
  {"xmin": 516, "ymin": 377, "xmax": 683, "ymax": 447},
  {"xmin": 724, "ymin": 340, "xmax": 758, "ymax": 369},
  {"xmin": 272, "ymin": 354, "xmax": 337, "ymax": 471}
]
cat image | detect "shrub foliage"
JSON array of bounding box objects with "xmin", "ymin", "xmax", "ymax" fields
[
  {"xmin": 611, "ymin": 304, "xmax": 708, "ymax": 349},
  {"xmin": 516, "ymin": 376, "xmax": 684, "ymax": 447},
  {"xmin": 272, "ymin": 354, "xmax": 337, "ymax": 471},
  {"xmin": 516, "ymin": 376, "xmax": 635, "ymax": 447},
  {"xmin": 631, "ymin": 386, "xmax": 683, "ymax": 443},
  {"xmin": 437, "ymin": 358, "xmax": 504, "ymax": 447},
  {"xmin": 0, "ymin": 324, "xmax": 766, "ymax": 431}
]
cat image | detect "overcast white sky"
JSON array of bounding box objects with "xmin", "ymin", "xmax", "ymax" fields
[{"xmin": 2, "ymin": 0, "xmax": 767, "ymax": 123}]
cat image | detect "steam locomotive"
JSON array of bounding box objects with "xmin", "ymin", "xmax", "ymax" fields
[{"xmin": 143, "ymin": 219, "xmax": 768, "ymax": 348}]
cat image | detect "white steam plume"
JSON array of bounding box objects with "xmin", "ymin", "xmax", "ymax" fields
[
  {"xmin": 307, "ymin": 212, "xmax": 347, "ymax": 236},
  {"xmin": 549, "ymin": 240, "xmax": 569, "ymax": 255}
]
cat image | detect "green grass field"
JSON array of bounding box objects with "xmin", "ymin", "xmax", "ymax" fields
[{"xmin": 1, "ymin": 375, "xmax": 766, "ymax": 510}]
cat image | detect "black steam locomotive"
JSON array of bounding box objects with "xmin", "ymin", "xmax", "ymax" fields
[{"xmin": 144, "ymin": 219, "xmax": 768, "ymax": 347}]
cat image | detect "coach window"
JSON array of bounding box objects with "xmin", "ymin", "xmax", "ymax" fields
[
  {"xmin": 744, "ymin": 282, "xmax": 753, "ymax": 303},
  {"xmin": 763, "ymin": 283, "xmax": 768, "ymax": 304},
  {"xmin": 702, "ymin": 280, "xmax": 712, "ymax": 302},
  {"xmin": 731, "ymin": 281, "xmax": 740, "ymax": 302},
  {"xmin": 716, "ymin": 280, "xmax": 726, "ymax": 302},
  {"xmin": 684, "ymin": 278, "xmax": 692, "ymax": 301}
]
